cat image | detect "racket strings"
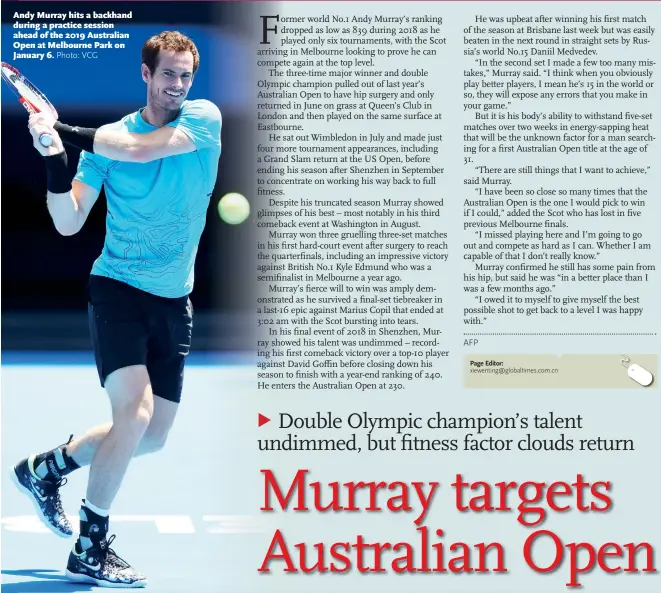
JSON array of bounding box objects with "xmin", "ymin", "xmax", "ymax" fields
[
  {"xmin": 2, "ymin": 65, "xmax": 56, "ymax": 117},
  {"xmin": 2, "ymin": 62, "xmax": 57, "ymax": 146}
]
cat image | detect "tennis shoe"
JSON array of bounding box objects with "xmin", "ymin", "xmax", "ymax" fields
[
  {"xmin": 11, "ymin": 455, "xmax": 73, "ymax": 537},
  {"xmin": 66, "ymin": 535, "xmax": 147, "ymax": 588}
]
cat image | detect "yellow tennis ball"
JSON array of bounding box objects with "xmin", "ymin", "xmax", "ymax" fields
[{"xmin": 218, "ymin": 192, "xmax": 250, "ymax": 225}]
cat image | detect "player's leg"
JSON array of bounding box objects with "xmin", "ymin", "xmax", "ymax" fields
[
  {"xmin": 65, "ymin": 277, "xmax": 154, "ymax": 587},
  {"xmin": 66, "ymin": 364, "xmax": 150, "ymax": 588},
  {"xmin": 85, "ymin": 365, "xmax": 154, "ymax": 507},
  {"xmin": 66, "ymin": 284, "xmax": 192, "ymax": 588}
]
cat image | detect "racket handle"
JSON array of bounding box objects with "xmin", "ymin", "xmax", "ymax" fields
[{"xmin": 39, "ymin": 133, "xmax": 53, "ymax": 147}]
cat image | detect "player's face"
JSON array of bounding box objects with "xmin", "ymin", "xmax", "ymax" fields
[{"xmin": 145, "ymin": 50, "xmax": 195, "ymax": 110}]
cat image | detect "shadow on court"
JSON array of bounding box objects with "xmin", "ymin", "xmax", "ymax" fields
[
  {"xmin": 1, "ymin": 570, "xmax": 93, "ymax": 592},
  {"xmin": 2, "ymin": 355, "xmax": 263, "ymax": 592}
]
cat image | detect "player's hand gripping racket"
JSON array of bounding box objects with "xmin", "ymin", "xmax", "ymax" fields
[{"xmin": 1, "ymin": 62, "xmax": 58, "ymax": 147}]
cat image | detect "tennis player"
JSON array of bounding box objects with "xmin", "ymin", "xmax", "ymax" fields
[{"xmin": 11, "ymin": 31, "xmax": 221, "ymax": 588}]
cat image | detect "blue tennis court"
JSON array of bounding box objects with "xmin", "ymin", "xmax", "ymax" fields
[{"xmin": 2, "ymin": 352, "xmax": 261, "ymax": 592}]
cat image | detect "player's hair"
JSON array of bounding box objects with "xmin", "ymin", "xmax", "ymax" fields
[{"xmin": 142, "ymin": 31, "xmax": 200, "ymax": 74}]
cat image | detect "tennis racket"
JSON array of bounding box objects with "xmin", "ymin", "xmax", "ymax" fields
[{"xmin": 1, "ymin": 62, "xmax": 57, "ymax": 147}]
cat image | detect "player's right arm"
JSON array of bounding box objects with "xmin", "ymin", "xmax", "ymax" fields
[
  {"xmin": 30, "ymin": 117, "xmax": 102, "ymax": 236},
  {"xmin": 46, "ymin": 181, "xmax": 100, "ymax": 236}
]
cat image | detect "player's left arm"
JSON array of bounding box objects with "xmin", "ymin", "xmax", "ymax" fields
[{"xmin": 50, "ymin": 100, "xmax": 222, "ymax": 163}]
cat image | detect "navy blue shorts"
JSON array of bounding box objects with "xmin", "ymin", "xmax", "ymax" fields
[{"xmin": 87, "ymin": 275, "xmax": 193, "ymax": 403}]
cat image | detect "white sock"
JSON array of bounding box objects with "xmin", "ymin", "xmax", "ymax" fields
[{"xmin": 83, "ymin": 499, "xmax": 109, "ymax": 518}]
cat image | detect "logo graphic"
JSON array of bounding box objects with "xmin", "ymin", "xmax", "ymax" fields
[
  {"xmin": 80, "ymin": 558, "xmax": 101, "ymax": 571},
  {"xmin": 47, "ymin": 459, "xmax": 62, "ymax": 480}
]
